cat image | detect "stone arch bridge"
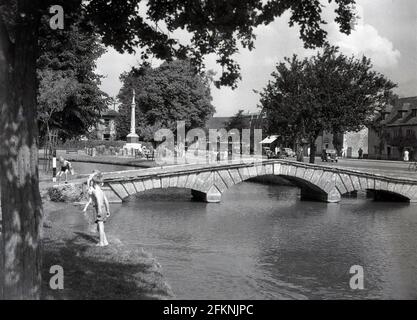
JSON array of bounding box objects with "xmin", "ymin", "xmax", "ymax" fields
[{"xmin": 96, "ymin": 159, "xmax": 417, "ymax": 204}]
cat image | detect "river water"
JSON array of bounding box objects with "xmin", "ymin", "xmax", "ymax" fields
[{"xmin": 51, "ymin": 163, "xmax": 417, "ymax": 299}]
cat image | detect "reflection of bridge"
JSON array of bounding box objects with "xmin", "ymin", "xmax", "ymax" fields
[{"xmin": 98, "ymin": 159, "xmax": 417, "ymax": 204}]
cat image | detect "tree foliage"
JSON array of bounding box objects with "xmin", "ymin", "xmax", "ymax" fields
[
  {"xmin": 93, "ymin": 0, "xmax": 357, "ymax": 88},
  {"xmin": 117, "ymin": 60, "xmax": 215, "ymax": 141},
  {"xmin": 37, "ymin": 11, "xmax": 108, "ymax": 142},
  {"xmin": 259, "ymin": 45, "xmax": 396, "ymax": 163}
]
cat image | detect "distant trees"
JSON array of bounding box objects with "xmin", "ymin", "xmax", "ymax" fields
[
  {"xmin": 37, "ymin": 14, "xmax": 108, "ymax": 143},
  {"xmin": 116, "ymin": 60, "xmax": 215, "ymax": 141},
  {"xmin": 259, "ymin": 46, "xmax": 396, "ymax": 163}
]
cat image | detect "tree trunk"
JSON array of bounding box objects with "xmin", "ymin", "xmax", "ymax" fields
[
  {"xmin": 309, "ymin": 139, "xmax": 316, "ymax": 164},
  {"xmin": 0, "ymin": 1, "xmax": 43, "ymax": 299}
]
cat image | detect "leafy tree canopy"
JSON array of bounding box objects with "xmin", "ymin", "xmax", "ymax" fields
[
  {"xmin": 37, "ymin": 9, "xmax": 108, "ymax": 142},
  {"xmin": 2, "ymin": 0, "xmax": 357, "ymax": 89},
  {"xmin": 117, "ymin": 59, "xmax": 215, "ymax": 141},
  {"xmin": 259, "ymin": 45, "xmax": 396, "ymax": 163}
]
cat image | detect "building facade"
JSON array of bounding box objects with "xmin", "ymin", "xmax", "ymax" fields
[
  {"xmin": 368, "ymin": 96, "xmax": 417, "ymax": 160},
  {"xmin": 95, "ymin": 109, "xmax": 119, "ymax": 141}
]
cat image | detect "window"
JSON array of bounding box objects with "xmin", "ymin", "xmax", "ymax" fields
[
  {"xmin": 406, "ymin": 129, "xmax": 415, "ymax": 137},
  {"xmin": 412, "ymin": 109, "xmax": 417, "ymax": 117},
  {"xmin": 394, "ymin": 129, "xmax": 402, "ymax": 137}
]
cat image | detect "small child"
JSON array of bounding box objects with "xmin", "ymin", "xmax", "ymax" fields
[
  {"xmin": 57, "ymin": 156, "xmax": 73, "ymax": 183},
  {"xmin": 83, "ymin": 173, "xmax": 110, "ymax": 246}
]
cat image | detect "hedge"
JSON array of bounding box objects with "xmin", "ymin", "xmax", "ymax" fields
[
  {"xmin": 58, "ymin": 140, "xmax": 126, "ymax": 150},
  {"xmin": 57, "ymin": 139, "xmax": 155, "ymax": 151}
]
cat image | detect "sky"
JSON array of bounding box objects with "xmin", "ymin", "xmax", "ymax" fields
[{"xmin": 96, "ymin": 0, "xmax": 417, "ymax": 117}]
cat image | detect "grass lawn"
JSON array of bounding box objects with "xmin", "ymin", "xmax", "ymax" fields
[{"xmin": 42, "ymin": 223, "xmax": 173, "ymax": 300}]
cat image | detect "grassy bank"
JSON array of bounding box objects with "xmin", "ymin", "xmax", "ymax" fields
[
  {"xmin": 42, "ymin": 220, "xmax": 173, "ymax": 299},
  {"xmin": 0, "ymin": 193, "xmax": 173, "ymax": 300},
  {"xmin": 41, "ymin": 195, "xmax": 173, "ymax": 299}
]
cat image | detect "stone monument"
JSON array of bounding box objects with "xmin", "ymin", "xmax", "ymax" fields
[{"xmin": 123, "ymin": 89, "xmax": 142, "ymax": 155}]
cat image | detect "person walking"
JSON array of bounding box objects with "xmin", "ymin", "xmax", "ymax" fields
[
  {"xmin": 358, "ymin": 148, "xmax": 363, "ymax": 159},
  {"xmin": 404, "ymin": 149, "xmax": 410, "ymax": 162}
]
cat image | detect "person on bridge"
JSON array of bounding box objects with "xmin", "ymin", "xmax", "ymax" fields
[
  {"xmin": 404, "ymin": 149, "xmax": 410, "ymax": 162},
  {"xmin": 83, "ymin": 173, "xmax": 110, "ymax": 247}
]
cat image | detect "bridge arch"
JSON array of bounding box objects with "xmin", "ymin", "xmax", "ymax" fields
[
  {"xmin": 101, "ymin": 161, "xmax": 417, "ymax": 204},
  {"xmin": 213, "ymin": 162, "xmax": 417, "ymax": 203},
  {"xmin": 206, "ymin": 163, "xmax": 342, "ymax": 203},
  {"xmin": 102, "ymin": 172, "xmax": 216, "ymax": 203}
]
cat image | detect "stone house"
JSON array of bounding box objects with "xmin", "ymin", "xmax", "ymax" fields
[
  {"xmin": 95, "ymin": 109, "xmax": 119, "ymax": 141},
  {"xmin": 204, "ymin": 112, "xmax": 264, "ymax": 153},
  {"xmin": 368, "ymin": 96, "xmax": 417, "ymax": 160}
]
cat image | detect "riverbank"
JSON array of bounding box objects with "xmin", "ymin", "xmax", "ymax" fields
[
  {"xmin": 40, "ymin": 186, "xmax": 173, "ymax": 299},
  {"xmin": 42, "ymin": 216, "xmax": 173, "ymax": 299},
  {"xmin": 0, "ymin": 187, "xmax": 173, "ymax": 300}
]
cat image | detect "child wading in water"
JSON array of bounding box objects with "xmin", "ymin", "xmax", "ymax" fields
[{"xmin": 83, "ymin": 172, "xmax": 111, "ymax": 246}]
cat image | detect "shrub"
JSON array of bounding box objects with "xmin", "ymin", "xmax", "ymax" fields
[
  {"xmin": 48, "ymin": 184, "xmax": 84, "ymax": 202},
  {"xmin": 58, "ymin": 139, "xmax": 126, "ymax": 150}
]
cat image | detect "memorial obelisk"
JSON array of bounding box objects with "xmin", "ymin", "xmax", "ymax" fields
[{"xmin": 123, "ymin": 89, "xmax": 142, "ymax": 153}]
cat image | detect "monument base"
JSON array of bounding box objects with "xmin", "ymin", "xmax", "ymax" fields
[
  {"xmin": 123, "ymin": 143, "xmax": 142, "ymax": 157},
  {"xmin": 123, "ymin": 133, "xmax": 141, "ymax": 156},
  {"xmin": 126, "ymin": 133, "xmax": 139, "ymax": 144},
  {"xmin": 123, "ymin": 143, "xmax": 142, "ymax": 151}
]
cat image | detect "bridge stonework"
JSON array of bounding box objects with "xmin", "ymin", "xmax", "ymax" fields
[{"xmin": 99, "ymin": 160, "xmax": 417, "ymax": 204}]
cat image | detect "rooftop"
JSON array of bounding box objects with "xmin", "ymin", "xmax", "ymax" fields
[
  {"xmin": 379, "ymin": 96, "xmax": 417, "ymax": 127},
  {"xmin": 101, "ymin": 109, "xmax": 119, "ymax": 118}
]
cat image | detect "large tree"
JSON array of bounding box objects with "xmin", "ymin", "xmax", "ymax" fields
[
  {"xmin": 0, "ymin": 0, "xmax": 357, "ymax": 299},
  {"xmin": 259, "ymin": 45, "xmax": 396, "ymax": 163},
  {"xmin": 37, "ymin": 13, "xmax": 108, "ymax": 143},
  {"xmin": 117, "ymin": 60, "xmax": 215, "ymax": 141}
]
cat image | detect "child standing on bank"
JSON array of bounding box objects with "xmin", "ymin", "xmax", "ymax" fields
[
  {"xmin": 57, "ymin": 156, "xmax": 73, "ymax": 183},
  {"xmin": 83, "ymin": 173, "xmax": 110, "ymax": 246}
]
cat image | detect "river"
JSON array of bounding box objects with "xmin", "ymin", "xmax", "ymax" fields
[{"xmin": 50, "ymin": 164, "xmax": 417, "ymax": 299}]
